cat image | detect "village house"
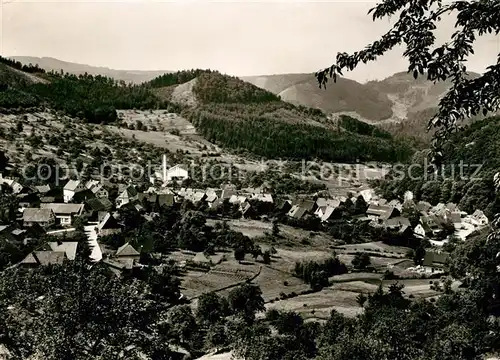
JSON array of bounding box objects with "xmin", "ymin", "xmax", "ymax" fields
[
  {"xmin": 252, "ymin": 193, "xmax": 274, "ymax": 203},
  {"xmin": 229, "ymin": 195, "xmax": 248, "ymax": 205},
  {"xmin": 276, "ymin": 200, "xmax": 292, "ymax": 214},
  {"xmin": 166, "ymin": 164, "xmax": 189, "ymax": 182},
  {"xmin": 97, "ymin": 212, "xmax": 121, "ymax": 236},
  {"xmin": 0, "ymin": 174, "xmax": 24, "ymax": 194},
  {"xmin": 321, "ymin": 206, "xmax": 342, "ymax": 223},
  {"xmin": 205, "ymin": 191, "xmax": 220, "ymax": 208},
  {"xmin": 287, "ymin": 205, "xmax": 308, "ymax": 220},
  {"xmin": 115, "ymin": 242, "xmax": 141, "ymax": 269},
  {"xmin": 22, "ymin": 208, "xmax": 55, "ymax": 228},
  {"xmin": 63, "ymin": 180, "xmax": 86, "ymax": 203},
  {"xmin": 48, "ymin": 241, "xmax": 79, "ymax": 261},
  {"xmin": 85, "ymin": 180, "xmax": 109, "ymax": 199},
  {"xmin": 422, "ymin": 251, "xmax": 450, "ymax": 273},
  {"xmin": 40, "ymin": 203, "xmax": 85, "ymax": 226},
  {"xmin": 20, "ymin": 251, "xmax": 66, "ymax": 267},
  {"xmin": 366, "ymin": 204, "xmax": 400, "ymax": 222},
  {"xmin": 85, "ymin": 197, "xmax": 113, "ymax": 221},
  {"xmin": 384, "ymin": 216, "xmax": 411, "ymax": 230},
  {"xmin": 116, "ymin": 185, "xmax": 138, "ymax": 208},
  {"xmin": 241, "ymin": 201, "xmax": 254, "ymax": 218},
  {"xmin": 32, "ymin": 184, "xmax": 51, "ymax": 195}
]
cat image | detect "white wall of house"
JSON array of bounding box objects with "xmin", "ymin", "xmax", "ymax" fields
[
  {"xmin": 166, "ymin": 167, "xmax": 189, "ymax": 182},
  {"xmin": 63, "ymin": 190, "xmax": 75, "ymax": 203},
  {"xmin": 58, "ymin": 215, "xmax": 73, "ymax": 226}
]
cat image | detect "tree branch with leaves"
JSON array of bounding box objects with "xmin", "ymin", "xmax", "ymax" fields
[{"xmin": 316, "ymin": 0, "xmax": 500, "ymax": 158}]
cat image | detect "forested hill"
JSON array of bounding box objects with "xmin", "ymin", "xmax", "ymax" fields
[
  {"xmin": 1, "ymin": 61, "xmax": 414, "ymax": 163},
  {"xmin": 378, "ymin": 116, "xmax": 500, "ymax": 218},
  {"xmin": 0, "ymin": 56, "xmax": 182, "ymax": 123},
  {"xmin": 149, "ymin": 70, "xmax": 414, "ymax": 163}
]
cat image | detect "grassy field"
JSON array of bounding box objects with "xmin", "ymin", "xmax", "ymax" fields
[{"xmin": 265, "ymin": 287, "xmax": 363, "ymax": 319}]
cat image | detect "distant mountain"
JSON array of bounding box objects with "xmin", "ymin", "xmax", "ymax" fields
[
  {"xmin": 241, "ymin": 73, "xmax": 394, "ymax": 122},
  {"xmin": 242, "ymin": 70, "xmax": 485, "ymax": 145},
  {"xmin": 10, "ymin": 56, "xmax": 172, "ymax": 84},
  {"xmin": 152, "ymin": 70, "xmax": 414, "ymax": 163}
]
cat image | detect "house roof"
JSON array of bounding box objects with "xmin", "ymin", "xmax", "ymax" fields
[
  {"xmin": 138, "ymin": 193, "xmax": 157, "ymax": 203},
  {"xmin": 22, "ymin": 251, "xmax": 66, "ymax": 266},
  {"xmin": 98, "ymin": 212, "xmax": 121, "ymax": 232},
  {"xmin": 40, "ymin": 196, "xmax": 56, "ymax": 203},
  {"xmin": 86, "ymin": 198, "xmax": 112, "ymax": 212},
  {"xmin": 23, "ymin": 208, "xmax": 54, "ymax": 222},
  {"xmin": 298, "ymin": 200, "xmax": 316, "ymax": 212},
  {"xmin": 48, "ymin": 242, "xmax": 78, "ymax": 260},
  {"xmin": 193, "ymin": 252, "xmax": 210, "ymax": 263},
  {"xmin": 40, "ymin": 203, "xmax": 84, "ymax": 215},
  {"xmin": 11, "ymin": 229, "xmax": 26, "ymax": 236},
  {"xmin": 321, "ymin": 206, "xmax": 337, "ymax": 221},
  {"xmin": 118, "ymin": 185, "xmax": 138, "ymax": 198},
  {"xmin": 277, "ymin": 200, "xmax": 292, "ymax": 211},
  {"xmin": 367, "ymin": 204, "xmax": 396, "ymax": 220},
  {"xmin": 316, "ymin": 198, "xmax": 328, "ymax": 207},
  {"xmin": 64, "ymin": 180, "xmax": 82, "ymax": 191},
  {"xmin": 253, "ymin": 193, "xmax": 273, "ymax": 203},
  {"xmin": 416, "ymin": 201, "xmax": 433, "ymax": 212},
  {"xmin": 206, "ymin": 193, "xmax": 218, "ymax": 202},
  {"xmin": 385, "ymin": 216, "xmax": 411, "ymax": 228},
  {"xmin": 423, "ymin": 251, "xmax": 450, "ymax": 267},
  {"xmin": 116, "ymin": 242, "xmax": 140, "ymax": 257},
  {"xmin": 90, "ymin": 184, "xmax": 106, "ymax": 195},
  {"xmin": 85, "ymin": 180, "xmax": 100, "ymax": 190},
  {"xmin": 167, "ymin": 164, "xmax": 188, "ymax": 172},
  {"xmin": 288, "ymin": 205, "xmax": 307, "ymax": 220},
  {"xmin": 326, "ymin": 199, "xmax": 341, "ymax": 208},
  {"xmin": 34, "ymin": 185, "xmax": 51, "ymax": 194},
  {"xmin": 0, "ymin": 225, "xmax": 10, "ymax": 232}
]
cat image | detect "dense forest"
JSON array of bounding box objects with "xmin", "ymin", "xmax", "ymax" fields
[
  {"xmin": 192, "ymin": 71, "xmax": 281, "ymax": 104},
  {"xmin": 0, "ymin": 63, "xmax": 181, "ymax": 123},
  {"xmin": 147, "ymin": 69, "xmax": 208, "ymax": 88},
  {"xmin": 0, "ymin": 56, "xmax": 46, "ymax": 74},
  {"xmin": 1, "ymin": 60, "xmax": 414, "ymax": 163},
  {"xmin": 188, "ymin": 105, "xmax": 413, "ymax": 163},
  {"xmin": 377, "ymin": 116, "xmax": 500, "ymax": 218}
]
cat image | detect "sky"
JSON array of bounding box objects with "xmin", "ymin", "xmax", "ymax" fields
[{"xmin": 1, "ymin": 0, "xmax": 499, "ymax": 82}]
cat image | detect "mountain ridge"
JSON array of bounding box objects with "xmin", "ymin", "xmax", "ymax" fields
[{"xmin": 10, "ymin": 56, "xmax": 173, "ymax": 84}]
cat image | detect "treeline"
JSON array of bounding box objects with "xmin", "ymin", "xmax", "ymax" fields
[
  {"xmin": 32, "ymin": 73, "xmax": 164, "ymax": 123},
  {"xmin": 147, "ymin": 69, "xmax": 209, "ymax": 88},
  {"xmin": 0, "ymin": 55, "xmax": 46, "ymax": 74},
  {"xmin": 192, "ymin": 71, "xmax": 281, "ymax": 104},
  {"xmin": 294, "ymin": 256, "xmax": 348, "ymax": 290},
  {"xmin": 189, "ymin": 105, "xmax": 414, "ymax": 163},
  {"xmin": 0, "ymin": 69, "xmax": 181, "ymax": 123},
  {"xmin": 377, "ymin": 116, "xmax": 500, "ymax": 218},
  {"xmin": 340, "ymin": 115, "xmax": 392, "ymax": 139}
]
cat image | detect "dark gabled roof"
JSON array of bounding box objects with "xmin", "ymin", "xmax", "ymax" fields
[
  {"xmin": 367, "ymin": 204, "xmax": 398, "ymax": 220},
  {"xmin": 423, "ymin": 251, "xmax": 450, "ymax": 267},
  {"xmin": 98, "ymin": 213, "xmax": 121, "ymax": 231},
  {"xmin": 298, "ymin": 200, "xmax": 316, "ymax": 212},
  {"xmin": 86, "ymin": 197, "xmax": 113, "ymax": 212}
]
